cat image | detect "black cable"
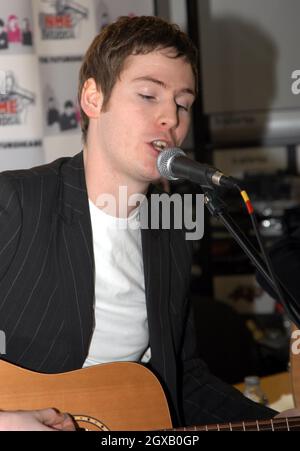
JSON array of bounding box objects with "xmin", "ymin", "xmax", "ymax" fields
[
  {"xmin": 204, "ymin": 187, "xmax": 300, "ymax": 327},
  {"xmin": 235, "ymin": 183, "xmax": 300, "ymax": 327}
]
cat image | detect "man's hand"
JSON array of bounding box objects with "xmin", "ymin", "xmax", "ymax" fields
[{"xmin": 0, "ymin": 408, "xmax": 76, "ymax": 431}]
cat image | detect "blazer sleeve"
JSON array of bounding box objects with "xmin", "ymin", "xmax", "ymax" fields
[
  {"xmin": 0, "ymin": 173, "xmax": 22, "ymax": 281},
  {"xmin": 180, "ymin": 301, "xmax": 277, "ymax": 426}
]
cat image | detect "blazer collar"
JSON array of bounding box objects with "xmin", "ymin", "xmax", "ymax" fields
[
  {"xmin": 56, "ymin": 151, "xmax": 164, "ymax": 228},
  {"xmin": 56, "ymin": 151, "xmax": 89, "ymax": 224}
]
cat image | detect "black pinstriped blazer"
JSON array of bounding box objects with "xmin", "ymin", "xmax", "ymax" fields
[{"xmin": 0, "ymin": 152, "xmax": 275, "ymax": 426}]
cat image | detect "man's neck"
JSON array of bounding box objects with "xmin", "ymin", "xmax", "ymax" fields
[{"xmin": 83, "ymin": 146, "xmax": 149, "ymax": 218}]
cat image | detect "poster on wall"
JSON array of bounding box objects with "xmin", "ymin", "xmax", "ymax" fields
[
  {"xmin": 0, "ymin": 54, "xmax": 43, "ymax": 141},
  {"xmin": 33, "ymin": 0, "xmax": 155, "ymax": 56},
  {"xmin": 44, "ymin": 133, "xmax": 82, "ymax": 164},
  {"xmin": 0, "ymin": 0, "xmax": 34, "ymax": 54},
  {"xmin": 0, "ymin": 0, "xmax": 155, "ymax": 170},
  {"xmin": 0, "ymin": 140, "xmax": 45, "ymax": 171},
  {"xmin": 33, "ymin": 0, "xmax": 99, "ymax": 56},
  {"xmin": 39, "ymin": 55, "xmax": 82, "ymax": 136}
]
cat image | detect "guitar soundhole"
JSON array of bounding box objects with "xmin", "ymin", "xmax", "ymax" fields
[{"xmin": 73, "ymin": 415, "xmax": 110, "ymax": 431}]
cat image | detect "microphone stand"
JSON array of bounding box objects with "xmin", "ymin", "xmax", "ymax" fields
[{"xmin": 203, "ymin": 189, "xmax": 300, "ymax": 326}]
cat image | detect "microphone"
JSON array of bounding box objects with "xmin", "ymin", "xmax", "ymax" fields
[{"xmin": 157, "ymin": 147, "xmax": 237, "ymax": 189}]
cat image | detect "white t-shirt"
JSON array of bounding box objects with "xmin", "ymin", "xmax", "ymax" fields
[{"xmin": 83, "ymin": 199, "xmax": 150, "ymax": 367}]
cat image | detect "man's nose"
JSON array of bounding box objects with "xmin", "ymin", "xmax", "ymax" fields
[{"xmin": 157, "ymin": 103, "xmax": 179, "ymax": 130}]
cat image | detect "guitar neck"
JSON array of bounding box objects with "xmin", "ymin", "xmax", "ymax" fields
[{"xmin": 167, "ymin": 416, "xmax": 300, "ymax": 432}]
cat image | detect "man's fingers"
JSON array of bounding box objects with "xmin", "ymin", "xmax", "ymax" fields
[
  {"xmin": 52, "ymin": 414, "xmax": 76, "ymax": 431},
  {"xmin": 35, "ymin": 408, "xmax": 61, "ymax": 425},
  {"xmin": 35, "ymin": 408, "xmax": 75, "ymax": 430}
]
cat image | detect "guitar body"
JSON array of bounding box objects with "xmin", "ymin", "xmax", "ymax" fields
[
  {"xmin": 0, "ymin": 360, "xmax": 172, "ymax": 431},
  {"xmin": 1, "ymin": 359, "xmax": 299, "ymax": 431}
]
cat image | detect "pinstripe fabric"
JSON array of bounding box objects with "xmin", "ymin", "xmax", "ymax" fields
[
  {"xmin": 0, "ymin": 152, "xmax": 275, "ymax": 426},
  {"xmin": 0, "ymin": 153, "xmax": 94, "ymax": 372}
]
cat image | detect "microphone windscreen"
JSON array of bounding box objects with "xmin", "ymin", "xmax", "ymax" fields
[{"xmin": 156, "ymin": 147, "xmax": 186, "ymax": 180}]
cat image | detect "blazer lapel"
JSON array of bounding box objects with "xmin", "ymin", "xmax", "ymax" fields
[
  {"xmin": 141, "ymin": 197, "xmax": 179, "ymax": 417},
  {"xmin": 55, "ymin": 152, "xmax": 95, "ymax": 369}
]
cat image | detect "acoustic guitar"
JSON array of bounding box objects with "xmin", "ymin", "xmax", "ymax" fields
[{"xmin": 0, "ymin": 359, "xmax": 299, "ymax": 431}]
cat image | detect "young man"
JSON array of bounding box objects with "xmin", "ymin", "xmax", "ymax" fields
[{"xmin": 0, "ymin": 16, "xmax": 278, "ymax": 428}]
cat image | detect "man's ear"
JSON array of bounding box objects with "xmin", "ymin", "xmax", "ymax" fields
[{"xmin": 80, "ymin": 78, "xmax": 103, "ymax": 119}]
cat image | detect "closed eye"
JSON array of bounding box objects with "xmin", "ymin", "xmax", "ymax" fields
[
  {"xmin": 139, "ymin": 94, "xmax": 156, "ymax": 101},
  {"xmin": 176, "ymin": 104, "xmax": 189, "ymax": 112},
  {"xmin": 139, "ymin": 94, "xmax": 189, "ymax": 112}
]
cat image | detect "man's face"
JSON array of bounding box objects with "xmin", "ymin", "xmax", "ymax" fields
[{"xmin": 95, "ymin": 49, "xmax": 196, "ymax": 184}]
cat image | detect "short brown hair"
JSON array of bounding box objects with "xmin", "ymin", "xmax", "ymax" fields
[{"xmin": 78, "ymin": 15, "xmax": 198, "ymax": 142}]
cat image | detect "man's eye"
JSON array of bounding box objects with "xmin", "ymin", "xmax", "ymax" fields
[
  {"xmin": 176, "ymin": 104, "xmax": 189, "ymax": 112},
  {"xmin": 139, "ymin": 94, "xmax": 155, "ymax": 101}
]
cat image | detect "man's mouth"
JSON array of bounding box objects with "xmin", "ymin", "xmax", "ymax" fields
[{"xmin": 151, "ymin": 140, "xmax": 169, "ymax": 152}]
